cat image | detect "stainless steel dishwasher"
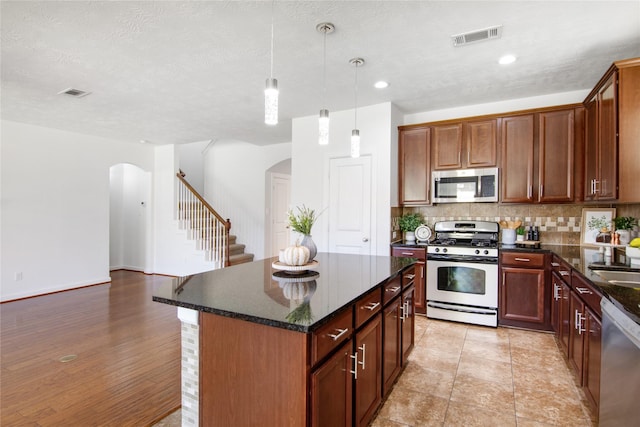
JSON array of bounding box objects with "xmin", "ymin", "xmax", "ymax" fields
[{"xmin": 599, "ymin": 298, "xmax": 640, "ymax": 426}]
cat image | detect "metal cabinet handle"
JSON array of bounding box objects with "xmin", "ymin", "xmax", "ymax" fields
[
  {"xmin": 553, "ymin": 283, "xmax": 560, "ymax": 301},
  {"xmin": 363, "ymin": 302, "xmax": 380, "ymax": 311},
  {"xmin": 327, "ymin": 328, "xmax": 349, "ymax": 341},
  {"xmin": 551, "ymin": 262, "xmax": 560, "ymax": 267},
  {"xmin": 514, "ymin": 257, "xmax": 531, "ymax": 262},
  {"xmin": 575, "ymin": 287, "xmax": 593, "ymax": 295},
  {"xmin": 358, "ymin": 344, "xmax": 366, "ymax": 371},
  {"xmin": 540, "ymin": 184, "xmax": 544, "ymax": 197},
  {"xmin": 405, "ymin": 274, "xmax": 415, "ymax": 280},
  {"xmin": 400, "ymin": 302, "xmax": 406, "ymax": 321},
  {"xmin": 401, "ymin": 252, "xmax": 414, "ymax": 256},
  {"xmin": 350, "ymin": 352, "xmax": 358, "ymax": 379},
  {"xmin": 386, "ymin": 286, "xmax": 401, "ymax": 293},
  {"xmin": 560, "ymin": 271, "xmax": 570, "ymax": 277}
]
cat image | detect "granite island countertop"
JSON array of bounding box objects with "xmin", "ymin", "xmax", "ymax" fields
[{"xmin": 153, "ymin": 252, "xmax": 416, "ymax": 333}]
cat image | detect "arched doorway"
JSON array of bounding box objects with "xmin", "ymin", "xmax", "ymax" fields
[{"xmin": 109, "ymin": 163, "xmax": 152, "ymax": 273}]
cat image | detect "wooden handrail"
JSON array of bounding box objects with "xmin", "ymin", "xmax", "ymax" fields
[
  {"xmin": 175, "ymin": 173, "xmax": 231, "ymax": 267},
  {"xmin": 176, "ymin": 173, "xmax": 231, "ymax": 230}
]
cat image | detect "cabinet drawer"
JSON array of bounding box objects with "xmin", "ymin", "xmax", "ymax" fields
[
  {"xmin": 572, "ymin": 272, "xmax": 602, "ymax": 317},
  {"xmin": 383, "ymin": 275, "xmax": 402, "ymax": 305},
  {"xmin": 501, "ymin": 252, "xmax": 545, "ymax": 268},
  {"xmin": 355, "ymin": 289, "xmax": 382, "ymax": 329},
  {"xmin": 391, "ymin": 247, "xmax": 426, "ymax": 259},
  {"xmin": 550, "ymin": 254, "xmax": 572, "ymax": 285},
  {"xmin": 402, "ymin": 266, "xmax": 416, "ymax": 287},
  {"xmin": 311, "ymin": 308, "xmax": 353, "ymax": 366}
]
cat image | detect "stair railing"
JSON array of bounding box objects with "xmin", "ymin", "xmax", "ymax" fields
[{"xmin": 175, "ymin": 173, "xmax": 231, "ymax": 268}]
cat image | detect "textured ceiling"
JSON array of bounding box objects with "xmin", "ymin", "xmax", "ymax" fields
[{"xmin": 2, "ymin": 1, "xmax": 639, "ymax": 146}]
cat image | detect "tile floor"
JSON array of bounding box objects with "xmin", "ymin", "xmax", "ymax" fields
[{"xmin": 154, "ymin": 316, "xmax": 596, "ymax": 427}]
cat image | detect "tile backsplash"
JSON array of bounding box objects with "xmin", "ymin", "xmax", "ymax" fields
[{"xmin": 392, "ymin": 203, "xmax": 640, "ymax": 245}]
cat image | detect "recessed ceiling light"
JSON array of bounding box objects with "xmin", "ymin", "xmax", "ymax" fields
[
  {"xmin": 139, "ymin": 139, "xmax": 148, "ymax": 144},
  {"xmin": 498, "ymin": 55, "xmax": 517, "ymax": 65},
  {"xmin": 374, "ymin": 81, "xmax": 389, "ymax": 89}
]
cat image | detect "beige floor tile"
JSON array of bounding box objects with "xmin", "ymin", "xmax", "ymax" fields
[
  {"xmin": 515, "ymin": 416, "xmax": 558, "ymax": 427},
  {"xmin": 407, "ymin": 346, "xmax": 460, "ymax": 375},
  {"xmin": 465, "ymin": 324, "xmax": 511, "ymax": 345},
  {"xmin": 509, "ymin": 342, "xmax": 565, "ymax": 369},
  {"xmin": 450, "ymin": 373, "xmax": 515, "ymax": 413},
  {"xmin": 508, "ymin": 329, "xmax": 558, "ymax": 353},
  {"xmin": 514, "ymin": 386, "xmax": 591, "ymax": 425},
  {"xmin": 444, "ymin": 400, "xmax": 516, "ymax": 427},
  {"xmin": 370, "ymin": 416, "xmax": 413, "ymax": 427},
  {"xmin": 395, "ymin": 362, "xmax": 455, "ymax": 399},
  {"xmin": 456, "ymin": 354, "xmax": 513, "ymax": 385},
  {"xmin": 512, "ymin": 362, "xmax": 578, "ymax": 396},
  {"xmin": 377, "ymin": 387, "xmax": 449, "ymax": 427},
  {"xmin": 461, "ymin": 337, "xmax": 512, "ymax": 363}
]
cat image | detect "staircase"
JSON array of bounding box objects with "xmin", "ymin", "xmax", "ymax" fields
[{"xmin": 176, "ymin": 173, "xmax": 254, "ymax": 268}]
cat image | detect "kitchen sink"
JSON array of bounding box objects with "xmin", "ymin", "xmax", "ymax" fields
[{"xmin": 592, "ymin": 270, "xmax": 640, "ymax": 289}]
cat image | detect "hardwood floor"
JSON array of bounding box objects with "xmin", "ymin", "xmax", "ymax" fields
[{"xmin": 0, "ymin": 270, "xmax": 181, "ymax": 426}]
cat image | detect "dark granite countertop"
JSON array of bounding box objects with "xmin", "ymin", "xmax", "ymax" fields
[{"xmin": 153, "ymin": 253, "xmax": 415, "ymax": 333}]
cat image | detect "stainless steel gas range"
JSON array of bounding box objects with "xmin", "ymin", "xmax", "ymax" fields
[{"xmin": 426, "ymin": 220, "xmax": 499, "ymax": 327}]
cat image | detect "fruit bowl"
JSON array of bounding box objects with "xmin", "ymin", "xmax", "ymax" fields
[{"xmin": 626, "ymin": 246, "xmax": 640, "ymax": 267}]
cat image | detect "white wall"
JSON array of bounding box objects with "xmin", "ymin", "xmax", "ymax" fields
[
  {"xmin": 291, "ymin": 102, "xmax": 398, "ymax": 256},
  {"xmin": 0, "ymin": 120, "xmax": 154, "ymax": 301},
  {"xmin": 177, "ymin": 140, "xmax": 210, "ymax": 194},
  {"xmin": 203, "ymin": 140, "xmax": 292, "ymax": 261},
  {"xmin": 404, "ymin": 89, "xmax": 590, "ymax": 124}
]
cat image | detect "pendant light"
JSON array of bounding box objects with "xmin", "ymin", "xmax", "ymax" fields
[
  {"xmin": 317, "ymin": 23, "xmax": 334, "ymax": 145},
  {"xmin": 349, "ymin": 57, "xmax": 364, "ymax": 158},
  {"xmin": 264, "ymin": 0, "xmax": 278, "ymax": 125}
]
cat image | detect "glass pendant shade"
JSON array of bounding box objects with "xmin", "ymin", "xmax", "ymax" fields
[
  {"xmin": 264, "ymin": 78, "xmax": 278, "ymax": 125},
  {"xmin": 319, "ymin": 109, "xmax": 329, "ymax": 145},
  {"xmin": 351, "ymin": 129, "xmax": 360, "ymax": 158}
]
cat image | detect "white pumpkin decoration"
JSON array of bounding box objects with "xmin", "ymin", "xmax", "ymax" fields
[{"xmin": 283, "ymin": 244, "xmax": 310, "ymax": 266}]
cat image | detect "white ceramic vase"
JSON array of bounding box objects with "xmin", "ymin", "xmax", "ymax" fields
[{"xmin": 405, "ymin": 231, "xmax": 416, "ymax": 243}]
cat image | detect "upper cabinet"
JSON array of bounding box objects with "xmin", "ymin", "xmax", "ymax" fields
[
  {"xmin": 432, "ymin": 119, "xmax": 497, "ymax": 170},
  {"xmin": 584, "ymin": 58, "xmax": 640, "ymax": 203},
  {"xmin": 398, "ymin": 127, "xmax": 431, "ymax": 206},
  {"xmin": 501, "ymin": 107, "xmax": 582, "ymax": 204}
]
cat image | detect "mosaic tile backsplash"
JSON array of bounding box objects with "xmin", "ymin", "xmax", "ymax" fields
[{"xmin": 392, "ymin": 203, "xmax": 640, "ymax": 245}]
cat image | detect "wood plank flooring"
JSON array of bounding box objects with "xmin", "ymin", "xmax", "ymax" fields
[{"xmin": 1, "ymin": 270, "xmax": 181, "ymax": 426}]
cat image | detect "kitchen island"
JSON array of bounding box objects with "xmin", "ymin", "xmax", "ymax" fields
[{"xmin": 153, "ymin": 253, "xmax": 416, "ymax": 427}]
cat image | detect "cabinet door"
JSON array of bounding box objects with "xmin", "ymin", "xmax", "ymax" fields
[
  {"xmin": 499, "ymin": 266, "xmax": 546, "ymax": 325},
  {"xmin": 597, "ymin": 75, "xmax": 617, "ymax": 200},
  {"xmin": 559, "ymin": 282, "xmax": 571, "ymax": 356},
  {"xmin": 382, "ymin": 299, "xmax": 401, "ymax": 396},
  {"xmin": 501, "ymin": 115, "xmax": 535, "ymax": 203},
  {"xmin": 584, "ymin": 98, "xmax": 598, "ymax": 200},
  {"xmin": 432, "ymin": 123, "xmax": 463, "ymax": 170},
  {"xmin": 538, "ymin": 109, "xmax": 574, "ymax": 202},
  {"xmin": 582, "ymin": 306, "xmax": 601, "ymax": 416},
  {"xmin": 414, "ymin": 261, "xmax": 426, "ymax": 314},
  {"xmin": 465, "ymin": 119, "xmax": 497, "ymax": 168},
  {"xmin": 354, "ymin": 315, "xmax": 382, "ymax": 427},
  {"xmin": 568, "ymin": 291, "xmax": 585, "ymax": 382},
  {"xmin": 399, "ymin": 128, "xmax": 431, "ymax": 205},
  {"xmin": 551, "ymin": 272, "xmax": 562, "ymax": 334},
  {"xmin": 401, "ymin": 285, "xmax": 415, "ymax": 363},
  {"xmin": 310, "ymin": 340, "xmax": 353, "ymax": 427}
]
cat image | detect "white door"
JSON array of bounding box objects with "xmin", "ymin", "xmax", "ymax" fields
[
  {"xmin": 328, "ymin": 156, "xmax": 372, "ymax": 254},
  {"xmin": 269, "ymin": 173, "xmax": 291, "ymax": 258}
]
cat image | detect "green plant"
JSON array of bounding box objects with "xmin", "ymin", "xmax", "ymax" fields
[
  {"xmin": 398, "ymin": 213, "xmax": 422, "ymax": 232},
  {"xmin": 287, "ymin": 205, "xmax": 319, "ymax": 235},
  {"xmin": 516, "ymin": 226, "xmax": 525, "ymax": 235},
  {"xmin": 614, "ymin": 216, "xmax": 637, "ymax": 230}
]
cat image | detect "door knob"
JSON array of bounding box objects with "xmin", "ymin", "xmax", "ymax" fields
[{"xmin": 362, "ymin": 238, "xmax": 369, "ymax": 242}]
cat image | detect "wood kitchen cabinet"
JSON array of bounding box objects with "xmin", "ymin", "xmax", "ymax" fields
[
  {"xmin": 398, "ymin": 127, "xmax": 431, "ymax": 205},
  {"xmin": 432, "ymin": 119, "xmax": 497, "ymax": 170},
  {"xmin": 583, "ymin": 305, "xmax": 601, "ymax": 416},
  {"xmin": 311, "ymin": 340, "xmax": 353, "ymax": 427},
  {"xmin": 584, "ymin": 58, "xmax": 640, "ymax": 202},
  {"xmin": 499, "ymin": 251, "xmax": 551, "ymax": 330},
  {"xmin": 354, "ymin": 315, "xmax": 382, "ymax": 427},
  {"xmin": 501, "ymin": 107, "xmax": 582, "ymax": 204},
  {"xmin": 391, "ymin": 246, "xmax": 426, "ymax": 314},
  {"xmin": 550, "ymin": 255, "xmax": 572, "ymax": 356}
]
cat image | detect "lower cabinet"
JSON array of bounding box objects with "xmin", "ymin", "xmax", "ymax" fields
[
  {"xmin": 499, "ymin": 251, "xmax": 551, "ymax": 330},
  {"xmin": 311, "ymin": 265, "xmax": 415, "ymax": 427},
  {"xmin": 583, "ymin": 306, "xmax": 601, "ymax": 414}
]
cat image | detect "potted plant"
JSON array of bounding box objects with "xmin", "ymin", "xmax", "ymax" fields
[
  {"xmin": 287, "ymin": 205, "xmax": 321, "ymax": 261},
  {"xmin": 398, "ymin": 213, "xmax": 423, "ymax": 242},
  {"xmin": 516, "ymin": 226, "xmax": 526, "ymax": 242},
  {"xmin": 614, "ymin": 216, "xmax": 637, "ymax": 245}
]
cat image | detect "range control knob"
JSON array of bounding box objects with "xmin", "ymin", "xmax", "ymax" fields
[
  {"xmin": 434, "ymin": 248, "xmax": 440, "ymax": 253},
  {"xmin": 484, "ymin": 250, "xmax": 489, "ymax": 255},
  {"xmin": 475, "ymin": 249, "xmax": 480, "ymax": 255},
  {"xmin": 443, "ymin": 248, "xmax": 448, "ymax": 253}
]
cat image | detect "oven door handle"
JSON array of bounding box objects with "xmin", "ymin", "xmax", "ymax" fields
[{"xmin": 427, "ymin": 301, "xmax": 497, "ymax": 315}]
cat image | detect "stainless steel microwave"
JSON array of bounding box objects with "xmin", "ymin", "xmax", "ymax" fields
[{"xmin": 432, "ymin": 167, "xmax": 499, "ymax": 203}]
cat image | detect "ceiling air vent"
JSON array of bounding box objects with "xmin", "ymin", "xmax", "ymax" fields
[
  {"xmin": 58, "ymin": 88, "xmax": 91, "ymax": 98},
  {"xmin": 451, "ymin": 25, "xmax": 503, "ymax": 47}
]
